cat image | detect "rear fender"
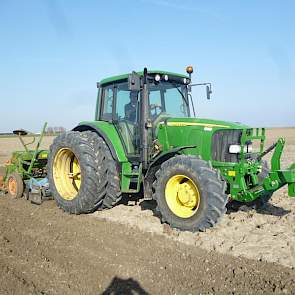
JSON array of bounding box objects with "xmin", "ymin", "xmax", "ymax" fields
[
  {"xmin": 73, "ymin": 122, "xmax": 128, "ymax": 163},
  {"xmin": 73, "ymin": 122, "xmax": 133, "ymax": 192}
]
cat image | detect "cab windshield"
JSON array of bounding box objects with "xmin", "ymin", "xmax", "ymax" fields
[{"xmin": 148, "ymin": 80, "xmax": 190, "ymax": 120}]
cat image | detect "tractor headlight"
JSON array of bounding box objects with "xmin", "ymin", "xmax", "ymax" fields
[
  {"xmin": 155, "ymin": 74, "xmax": 161, "ymax": 82},
  {"xmin": 229, "ymin": 144, "xmax": 253, "ymax": 154},
  {"xmin": 163, "ymin": 74, "xmax": 169, "ymax": 81},
  {"xmin": 229, "ymin": 145, "xmax": 241, "ymax": 154},
  {"xmin": 246, "ymin": 143, "xmax": 253, "ymax": 153}
]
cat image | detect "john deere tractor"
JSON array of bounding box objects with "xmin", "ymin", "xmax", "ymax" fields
[{"xmin": 48, "ymin": 67, "xmax": 295, "ymax": 232}]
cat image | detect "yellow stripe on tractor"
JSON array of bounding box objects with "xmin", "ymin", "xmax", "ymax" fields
[{"xmin": 166, "ymin": 122, "xmax": 230, "ymax": 128}]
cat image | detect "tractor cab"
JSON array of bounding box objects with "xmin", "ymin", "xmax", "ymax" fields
[{"xmin": 96, "ymin": 69, "xmax": 200, "ymax": 162}]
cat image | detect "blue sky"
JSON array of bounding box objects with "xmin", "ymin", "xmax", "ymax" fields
[{"xmin": 0, "ymin": 0, "xmax": 294, "ymax": 132}]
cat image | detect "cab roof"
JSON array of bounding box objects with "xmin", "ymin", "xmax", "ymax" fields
[{"xmin": 99, "ymin": 70, "xmax": 189, "ymax": 86}]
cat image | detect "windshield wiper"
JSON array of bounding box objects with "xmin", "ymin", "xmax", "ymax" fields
[{"xmin": 170, "ymin": 82, "xmax": 189, "ymax": 107}]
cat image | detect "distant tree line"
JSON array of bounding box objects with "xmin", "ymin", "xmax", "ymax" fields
[{"xmin": 45, "ymin": 126, "xmax": 67, "ymax": 135}]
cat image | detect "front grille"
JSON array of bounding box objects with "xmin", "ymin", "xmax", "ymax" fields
[{"xmin": 211, "ymin": 130, "xmax": 242, "ymax": 162}]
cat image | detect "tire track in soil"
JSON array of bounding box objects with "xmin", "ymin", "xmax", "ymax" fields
[{"xmin": 0, "ymin": 197, "xmax": 295, "ymax": 295}]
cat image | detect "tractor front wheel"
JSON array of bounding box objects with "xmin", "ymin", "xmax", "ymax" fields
[
  {"xmin": 152, "ymin": 155, "xmax": 228, "ymax": 232},
  {"xmin": 48, "ymin": 131, "xmax": 121, "ymax": 214},
  {"xmin": 7, "ymin": 172, "xmax": 24, "ymax": 198}
]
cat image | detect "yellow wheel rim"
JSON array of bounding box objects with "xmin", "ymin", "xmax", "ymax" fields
[
  {"xmin": 8, "ymin": 177, "xmax": 17, "ymax": 196},
  {"xmin": 53, "ymin": 148, "xmax": 82, "ymax": 200},
  {"xmin": 165, "ymin": 174, "xmax": 200, "ymax": 218}
]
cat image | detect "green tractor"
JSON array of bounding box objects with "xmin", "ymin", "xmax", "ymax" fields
[{"xmin": 47, "ymin": 67, "xmax": 295, "ymax": 232}]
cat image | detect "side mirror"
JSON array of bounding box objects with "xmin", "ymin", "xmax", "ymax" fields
[
  {"xmin": 206, "ymin": 85, "xmax": 212, "ymax": 100},
  {"xmin": 128, "ymin": 71, "xmax": 141, "ymax": 91}
]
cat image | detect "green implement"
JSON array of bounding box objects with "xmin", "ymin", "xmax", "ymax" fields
[{"xmin": 4, "ymin": 123, "xmax": 49, "ymax": 199}]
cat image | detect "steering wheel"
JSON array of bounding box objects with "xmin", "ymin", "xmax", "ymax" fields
[{"xmin": 150, "ymin": 104, "xmax": 162, "ymax": 118}]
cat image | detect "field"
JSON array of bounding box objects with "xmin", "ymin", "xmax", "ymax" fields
[{"xmin": 0, "ymin": 128, "xmax": 295, "ymax": 294}]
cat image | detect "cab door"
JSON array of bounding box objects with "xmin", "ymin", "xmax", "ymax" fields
[{"xmin": 100, "ymin": 82, "xmax": 140, "ymax": 158}]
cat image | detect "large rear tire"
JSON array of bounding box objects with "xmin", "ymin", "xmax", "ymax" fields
[
  {"xmin": 152, "ymin": 155, "xmax": 228, "ymax": 232},
  {"xmin": 48, "ymin": 131, "xmax": 121, "ymax": 214}
]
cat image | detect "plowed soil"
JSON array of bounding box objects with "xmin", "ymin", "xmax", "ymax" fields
[
  {"xmin": 0, "ymin": 128, "xmax": 295, "ymax": 294},
  {"xmin": 1, "ymin": 197, "xmax": 295, "ymax": 295}
]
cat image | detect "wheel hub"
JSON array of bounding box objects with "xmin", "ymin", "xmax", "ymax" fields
[
  {"xmin": 177, "ymin": 182, "xmax": 197, "ymax": 207},
  {"xmin": 165, "ymin": 174, "xmax": 200, "ymax": 218},
  {"xmin": 53, "ymin": 148, "xmax": 81, "ymax": 200}
]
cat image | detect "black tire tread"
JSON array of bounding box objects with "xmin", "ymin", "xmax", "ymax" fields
[
  {"xmin": 152, "ymin": 155, "xmax": 228, "ymax": 232},
  {"xmin": 48, "ymin": 131, "xmax": 121, "ymax": 214}
]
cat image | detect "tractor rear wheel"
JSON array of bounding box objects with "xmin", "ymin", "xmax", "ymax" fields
[
  {"xmin": 7, "ymin": 172, "xmax": 24, "ymax": 198},
  {"xmin": 48, "ymin": 131, "xmax": 121, "ymax": 214},
  {"xmin": 152, "ymin": 155, "xmax": 228, "ymax": 232}
]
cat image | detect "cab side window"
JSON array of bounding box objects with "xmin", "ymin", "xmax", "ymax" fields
[
  {"xmin": 101, "ymin": 85, "xmax": 114, "ymax": 121},
  {"xmin": 116, "ymin": 84, "xmax": 132, "ymax": 120}
]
